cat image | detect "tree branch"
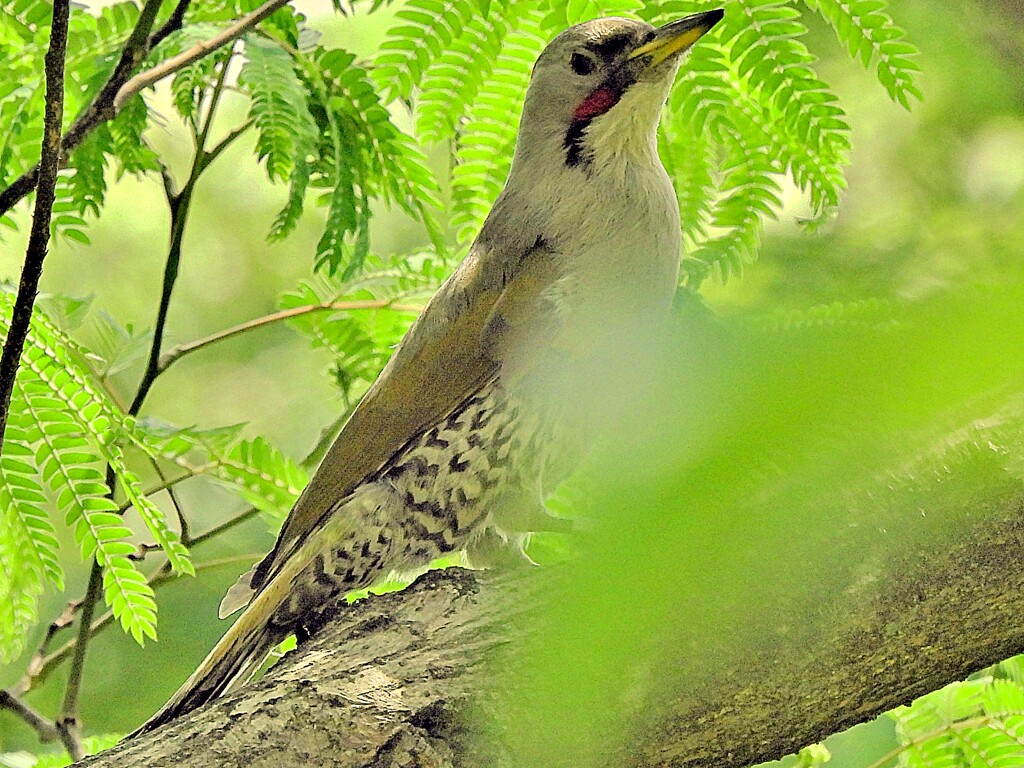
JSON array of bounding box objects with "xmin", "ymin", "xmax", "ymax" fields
[
  {"xmin": 0, "ymin": 0, "xmax": 71, "ymax": 454},
  {"xmin": 157, "ymin": 300, "xmax": 421, "ymax": 374},
  {"xmin": 74, "ymin": 494, "xmax": 1024, "ymax": 768},
  {"xmin": 56, "ymin": 561, "xmax": 102, "ymax": 761},
  {"xmin": 112, "ymin": 0, "xmax": 291, "ymax": 114},
  {"xmin": 149, "ymin": 0, "xmax": 193, "ymax": 49},
  {"xmin": 128, "ymin": 52, "xmax": 241, "ymax": 416},
  {"xmin": 0, "ymin": 690, "xmax": 60, "ymax": 743}
]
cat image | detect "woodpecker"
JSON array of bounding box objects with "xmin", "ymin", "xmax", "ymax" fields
[{"xmin": 135, "ymin": 9, "xmax": 724, "ymax": 734}]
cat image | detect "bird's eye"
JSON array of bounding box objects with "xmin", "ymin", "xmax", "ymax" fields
[{"xmin": 570, "ymin": 52, "xmax": 595, "ymax": 76}]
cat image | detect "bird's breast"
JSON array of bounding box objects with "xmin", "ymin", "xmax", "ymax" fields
[{"xmin": 548, "ymin": 154, "xmax": 681, "ymax": 326}]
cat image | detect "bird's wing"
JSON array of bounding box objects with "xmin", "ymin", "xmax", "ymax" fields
[{"xmin": 221, "ymin": 235, "xmax": 558, "ymax": 615}]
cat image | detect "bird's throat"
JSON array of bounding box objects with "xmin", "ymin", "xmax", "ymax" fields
[{"xmin": 565, "ymin": 84, "xmax": 624, "ymax": 168}]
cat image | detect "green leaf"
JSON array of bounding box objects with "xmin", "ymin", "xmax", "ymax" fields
[
  {"xmin": 802, "ymin": 0, "xmax": 923, "ymax": 109},
  {"xmin": 373, "ymin": 0, "xmax": 491, "ymax": 102},
  {"xmin": 415, "ymin": 2, "xmax": 527, "ymax": 144},
  {"xmin": 239, "ymin": 35, "xmax": 319, "ymax": 185},
  {"xmin": 89, "ymin": 310, "xmax": 153, "ymax": 378},
  {"xmin": 0, "ymin": 290, "xmax": 169, "ymax": 645},
  {"xmin": 452, "ymin": 4, "xmax": 545, "ymax": 244},
  {"xmin": 298, "ymin": 48, "xmax": 442, "ymax": 274}
]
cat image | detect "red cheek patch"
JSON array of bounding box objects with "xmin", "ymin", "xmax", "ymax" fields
[{"xmin": 572, "ymin": 86, "xmax": 620, "ymax": 122}]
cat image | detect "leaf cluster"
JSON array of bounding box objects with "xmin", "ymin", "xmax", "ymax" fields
[
  {"xmin": 888, "ymin": 660, "xmax": 1024, "ymax": 768},
  {"xmin": 0, "ymin": 291, "xmax": 185, "ymax": 654}
]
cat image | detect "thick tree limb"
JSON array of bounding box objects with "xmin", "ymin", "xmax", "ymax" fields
[{"xmin": 78, "ymin": 495, "xmax": 1024, "ymax": 768}]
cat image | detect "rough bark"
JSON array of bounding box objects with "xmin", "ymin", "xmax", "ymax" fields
[{"xmin": 79, "ymin": 493, "xmax": 1024, "ymax": 768}]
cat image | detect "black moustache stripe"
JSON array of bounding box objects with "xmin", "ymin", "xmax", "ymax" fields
[{"xmin": 563, "ymin": 69, "xmax": 634, "ymax": 168}]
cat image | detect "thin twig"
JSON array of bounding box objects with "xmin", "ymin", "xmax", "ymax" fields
[
  {"xmin": 157, "ymin": 300, "xmax": 421, "ymax": 374},
  {"xmin": 193, "ymin": 42, "xmax": 234, "ymax": 151},
  {"xmin": 113, "ymin": 0, "xmax": 291, "ymax": 113},
  {"xmin": 0, "ymin": 0, "xmax": 71, "ymax": 455},
  {"xmin": 153, "ymin": 460, "xmax": 191, "ymax": 543},
  {"xmin": 149, "ymin": 0, "xmax": 193, "ymax": 49},
  {"xmin": 115, "ymin": 469, "xmax": 203, "ymax": 514},
  {"xmin": 187, "ymin": 507, "xmax": 261, "ymax": 547},
  {"xmin": 56, "ymin": 561, "xmax": 102, "ymax": 761},
  {"xmin": 204, "ymin": 117, "xmax": 255, "ymax": 166},
  {"xmin": 129, "ymin": 52, "xmax": 243, "ymax": 416},
  {"xmin": 22, "ymin": 37, "xmax": 245, "ymax": 757},
  {"xmin": 12, "ymin": 599, "xmax": 80, "ymax": 695},
  {"xmin": 0, "ymin": 690, "xmax": 60, "ymax": 742},
  {"xmin": 26, "ymin": 554, "xmax": 265, "ymax": 691}
]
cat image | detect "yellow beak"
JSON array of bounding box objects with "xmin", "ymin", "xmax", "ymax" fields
[{"xmin": 627, "ymin": 9, "xmax": 725, "ymax": 67}]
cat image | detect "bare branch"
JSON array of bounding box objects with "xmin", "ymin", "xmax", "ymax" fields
[
  {"xmin": 0, "ymin": 0, "xmax": 71, "ymax": 452},
  {"xmin": 149, "ymin": 0, "xmax": 193, "ymax": 49},
  {"xmin": 0, "ymin": 690, "xmax": 60, "ymax": 742},
  {"xmin": 12, "ymin": 599, "xmax": 80, "ymax": 695},
  {"xmin": 129, "ymin": 49, "xmax": 242, "ymax": 416},
  {"xmin": 158, "ymin": 300, "xmax": 422, "ymax": 374},
  {"xmin": 186, "ymin": 508, "xmax": 261, "ymax": 547},
  {"xmin": 113, "ymin": 0, "xmax": 292, "ymax": 113},
  {"xmin": 202, "ymin": 117, "xmax": 256, "ymax": 168},
  {"xmin": 56, "ymin": 561, "xmax": 102, "ymax": 761}
]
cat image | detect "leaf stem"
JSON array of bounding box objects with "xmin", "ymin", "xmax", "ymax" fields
[
  {"xmin": 157, "ymin": 299, "xmax": 421, "ymax": 374},
  {"xmin": 115, "ymin": 469, "xmax": 202, "ymax": 514},
  {"xmin": 0, "ymin": 0, "xmax": 71, "ymax": 456},
  {"xmin": 56, "ymin": 560, "xmax": 102, "ymax": 761},
  {"xmin": 113, "ymin": 0, "xmax": 292, "ymax": 113},
  {"xmin": 0, "ymin": 690, "xmax": 60, "ymax": 742}
]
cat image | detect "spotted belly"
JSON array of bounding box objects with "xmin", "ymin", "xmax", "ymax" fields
[{"xmin": 270, "ymin": 377, "xmax": 552, "ymax": 629}]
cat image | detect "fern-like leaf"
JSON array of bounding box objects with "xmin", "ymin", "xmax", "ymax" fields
[
  {"xmin": 0, "ymin": 290, "xmax": 188, "ymax": 643},
  {"xmin": 802, "ymin": 0, "xmax": 923, "ymax": 109},
  {"xmin": 373, "ymin": 0, "xmax": 490, "ymax": 102},
  {"xmin": 299, "ymin": 48, "xmax": 442, "ymax": 274},
  {"xmin": 416, "ymin": 9, "xmax": 511, "ymax": 144},
  {"xmin": 0, "ymin": 390, "xmax": 61, "ymax": 661},
  {"xmin": 724, "ymin": 2, "xmax": 850, "ymax": 159},
  {"xmin": 451, "ymin": 5, "xmax": 545, "ymax": 244},
  {"xmin": 658, "ymin": 118, "xmax": 714, "ymax": 249},
  {"xmin": 239, "ymin": 34, "xmax": 319, "ymax": 185}
]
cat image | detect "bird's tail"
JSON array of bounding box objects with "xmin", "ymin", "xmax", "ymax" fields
[
  {"xmin": 129, "ymin": 588, "xmax": 285, "ymax": 737},
  {"xmin": 129, "ymin": 493, "xmax": 373, "ymax": 738},
  {"xmin": 128, "ymin": 519, "xmax": 328, "ymax": 738}
]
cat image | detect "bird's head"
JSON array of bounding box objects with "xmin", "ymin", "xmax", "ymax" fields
[{"xmin": 514, "ymin": 10, "xmax": 724, "ymax": 172}]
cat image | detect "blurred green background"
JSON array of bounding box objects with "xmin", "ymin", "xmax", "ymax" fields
[{"xmin": 1, "ymin": 0, "xmax": 1023, "ymax": 765}]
